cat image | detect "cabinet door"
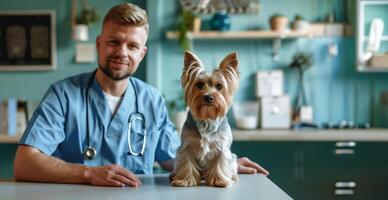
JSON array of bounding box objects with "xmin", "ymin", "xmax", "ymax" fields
[
  {"xmin": 300, "ymin": 141, "xmax": 388, "ymax": 200},
  {"xmin": 300, "ymin": 142, "xmax": 355, "ymax": 200},
  {"xmin": 0, "ymin": 144, "xmax": 18, "ymax": 180},
  {"xmin": 349, "ymin": 142, "xmax": 388, "ymax": 200},
  {"xmin": 232, "ymin": 142, "xmax": 299, "ymax": 199}
]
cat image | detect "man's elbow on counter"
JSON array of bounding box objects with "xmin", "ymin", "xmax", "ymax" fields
[{"xmin": 13, "ymin": 146, "xmax": 29, "ymax": 181}]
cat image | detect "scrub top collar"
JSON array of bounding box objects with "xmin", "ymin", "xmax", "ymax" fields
[{"xmin": 88, "ymin": 73, "xmax": 136, "ymax": 129}]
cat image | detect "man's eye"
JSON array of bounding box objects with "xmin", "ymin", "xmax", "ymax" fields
[
  {"xmin": 196, "ymin": 82, "xmax": 204, "ymax": 89},
  {"xmin": 216, "ymin": 84, "xmax": 223, "ymax": 90},
  {"xmin": 128, "ymin": 44, "xmax": 138, "ymax": 49},
  {"xmin": 108, "ymin": 40, "xmax": 119, "ymax": 45}
]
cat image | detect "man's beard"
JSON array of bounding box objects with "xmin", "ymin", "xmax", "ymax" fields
[{"xmin": 99, "ymin": 63, "xmax": 132, "ymax": 81}]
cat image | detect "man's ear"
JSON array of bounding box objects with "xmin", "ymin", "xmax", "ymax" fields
[
  {"xmin": 141, "ymin": 46, "xmax": 147, "ymax": 61},
  {"xmin": 96, "ymin": 35, "xmax": 101, "ymax": 49},
  {"xmin": 219, "ymin": 52, "xmax": 238, "ymax": 71}
]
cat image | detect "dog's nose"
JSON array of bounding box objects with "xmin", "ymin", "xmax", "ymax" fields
[{"xmin": 204, "ymin": 95, "xmax": 214, "ymax": 103}]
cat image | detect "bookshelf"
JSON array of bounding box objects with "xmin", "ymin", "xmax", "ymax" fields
[{"xmin": 0, "ymin": 134, "xmax": 21, "ymax": 144}]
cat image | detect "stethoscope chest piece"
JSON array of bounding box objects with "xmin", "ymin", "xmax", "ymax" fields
[{"xmin": 84, "ymin": 146, "xmax": 97, "ymax": 160}]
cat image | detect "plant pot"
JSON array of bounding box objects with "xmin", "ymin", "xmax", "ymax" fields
[
  {"xmin": 192, "ymin": 17, "xmax": 201, "ymax": 32},
  {"xmin": 270, "ymin": 16, "xmax": 288, "ymax": 32},
  {"xmin": 73, "ymin": 24, "xmax": 89, "ymax": 41},
  {"xmin": 291, "ymin": 20, "xmax": 309, "ymax": 31}
]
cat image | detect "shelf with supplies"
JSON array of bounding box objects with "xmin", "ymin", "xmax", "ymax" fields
[
  {"xmin": 165, "ymin": 23, "xmax": 351, "ymax": 40},
  {"xmin": 0, "ymin": 134, "xmax": 22, "ymax": 144}
]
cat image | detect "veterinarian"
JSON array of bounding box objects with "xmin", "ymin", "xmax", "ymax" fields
[{"xmin": 13, "ymin": 3, "xmax": 269, "ymax": 187}]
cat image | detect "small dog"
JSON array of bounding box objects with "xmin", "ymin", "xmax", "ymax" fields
[{"xmin": 170, "ymin": 51, "xmax": 240, "ymax": 187}]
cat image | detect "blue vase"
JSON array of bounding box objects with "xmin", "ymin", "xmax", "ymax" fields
[{"xmin": 210, "ymin": 12, "xmax": 231, "ymax": 31}]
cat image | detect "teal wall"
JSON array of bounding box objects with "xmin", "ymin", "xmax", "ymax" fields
[
  {"xmin": 149, "ymin": 0, "xmax": 388, "ymax": 127},
  {"xmin": 0, "ymin": 0, "xmax": 146, "ymax": 101},
  {"xmin": 0, "ymin": 0, "xmax": 387, "ymax": 127}
]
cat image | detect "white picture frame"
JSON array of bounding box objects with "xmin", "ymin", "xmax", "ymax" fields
[{"xmin": 0, "ymin": 10, "xmax": 56, "ymax": 71}]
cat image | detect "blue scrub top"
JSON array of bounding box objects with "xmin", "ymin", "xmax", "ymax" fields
[{"xmin": 19, "ymin": 71, "xmax": 181, "ymax": 174}]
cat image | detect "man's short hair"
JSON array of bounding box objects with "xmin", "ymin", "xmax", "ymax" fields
[{"xmin": 103, "ymin": 3, "xmax": 148, "ymax": 32}]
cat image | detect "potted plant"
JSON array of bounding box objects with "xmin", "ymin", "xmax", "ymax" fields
[
  {"xmin": 289, "ymin": 51, "xmax": 314, "ymax": 122},
  {"xmin": 73, "ymin": 6, "xmax": 99, "ymax": 41},
  {"xmin": 178, "ymin": 10, "xmax": 201, "ymax": 50},
  {"xmin": 269, "ymin": 13, "xmax": 288, "ymax": 32},
  {"xmin": 291, "ymin": 14, "xmax": 309, "ymax": 31}
]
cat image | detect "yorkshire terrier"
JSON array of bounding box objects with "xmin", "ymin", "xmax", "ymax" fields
[{"xmin": 170, "ymin": 51, "xmax": 240, "ymax": 187}]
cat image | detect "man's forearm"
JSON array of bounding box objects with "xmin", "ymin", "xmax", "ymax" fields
[{"xmin": 14, "ymin": 145, "xmax": 90, "ymax": 184}]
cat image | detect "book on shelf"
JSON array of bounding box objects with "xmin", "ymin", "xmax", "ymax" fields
[
  {"xmin": 1, "ymin": 98, "xmax": 17, "ymax": 136},
  {"xmin": 16, "ymin": 100, "xmax": 28, "ymax": 135}
]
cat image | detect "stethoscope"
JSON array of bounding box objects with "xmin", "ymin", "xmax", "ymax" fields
[{"xmin": 83, "ymin": 71, "xmax": 147, "ymax": 160}]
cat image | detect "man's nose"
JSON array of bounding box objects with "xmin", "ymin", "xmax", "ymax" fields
[
  {"xmin": 116, "ymin": 44, "xmax": 129, "ymax": 56},
  {"xmin": 204, "ymin": 95, "xmax": 214, "ymax": 103}
]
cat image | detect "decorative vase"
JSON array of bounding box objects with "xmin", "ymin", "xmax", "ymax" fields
[
  {"xmin": 210, "ymin": 12, "xmax": 231, "ymax": 31},
  {"xmin": 73, "ymin": 24, "xmax": 89, "ymax": 41},
  {"xmin": 291, "ymin": 20, "xmax": 310, "ymax": 31}
]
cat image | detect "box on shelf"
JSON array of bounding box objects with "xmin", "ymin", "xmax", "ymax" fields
[
  {"xmin": 255, "ymin": 70, "xmax": 283, "ymax": 98},
  {"xmin": 259, "ymin": 96, "xmax": 291, "ymax": 129}
]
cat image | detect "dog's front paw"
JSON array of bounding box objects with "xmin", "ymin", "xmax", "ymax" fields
[
  {"xmin": 170, "ymin": 178, "xmax": 199, "ymax": 187},
  {"xmin": 206, "ymin": 176, "xmax": 233, "ymax": 187}
]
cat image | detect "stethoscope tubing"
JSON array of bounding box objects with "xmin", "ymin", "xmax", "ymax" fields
[{"xmin": 83, "ymin": 70, "xmax": 146, "ymax": 159}]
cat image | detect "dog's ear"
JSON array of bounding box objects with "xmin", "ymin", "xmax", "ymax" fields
[
  {"xmin": 219, "ymin": 52, "xmax": 238, "ymax": 71},
  {"xmin": 218, "ymin": 52, "xmax": 239, "ymax": 93},
  {"xmin": 182, "ymin": 51, "xmax": 204, "ymax": 86},
  {"xmin": 184, "ymin": 51, "xmax": 203, "ymax": 69}
]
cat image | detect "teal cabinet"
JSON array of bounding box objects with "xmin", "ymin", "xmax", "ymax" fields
[
  {"xmin": 348, "ymin": 143, "xmax": 388, "ymax": 200},
  {"xmin": 0, "ymin": 144, "xmax": 18, "ymax": 180},
  {"xmin": 300, "ymin": 142, "xmax": 388, "ymax": 200},
  {"xmin": 233, "ymin": 141, "xmax": 388, "ymax": 200},
  {"xmin": 300, "ymin": 142, "xmax": 356, "ymax": 200},
  {"xmin": 232, "ymin": 142, "xmax": 299, "ymax": 199}
]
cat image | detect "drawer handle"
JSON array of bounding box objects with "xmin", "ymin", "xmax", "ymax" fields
[
  {"xmin": 335, "ymin": 181, "xmax": 356, "ymax": 188},
  {"xmin": 335, "ymin": 141, "xmax": 356, "ymax": 147},
  {"xmin": 335, "ymin": 189, "xmax": 354, "ymax": 195},
  {"xmin": 335, "ymin": 149, "xmax": 354, "ymax": 155}
]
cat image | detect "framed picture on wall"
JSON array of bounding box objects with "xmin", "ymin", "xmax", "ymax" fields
[{"xmin": 0, "ymin": 10, "xmax": 56, "ymax": 71}]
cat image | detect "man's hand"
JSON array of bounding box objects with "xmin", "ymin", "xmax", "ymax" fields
[
  {"xmin": 237, "ymin": 157, "xmax": 269, "ymax": 176},
  {"xmin": 84, "ymin": 164, "xmax": 141, "ymax": 187},
  {"xmin": 14, "ymin": 145, "xmax": 141, "ymax": 187}
]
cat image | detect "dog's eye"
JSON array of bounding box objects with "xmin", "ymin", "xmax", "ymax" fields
[
  {"xmin": 216, "ymin": 84, "xmax": 223, "ymax": 90},
  {"xmin": 196, "ymin": 82, "xmax": 204, "ymax": 89}
]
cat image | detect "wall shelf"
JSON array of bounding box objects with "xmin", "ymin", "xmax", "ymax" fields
[
  {"xmin": 166, "ymin": 30, "xmax": 311, "ymax": 40},
  {"xmin": 165, "ymin": 23, "xmax": 351, "ymax": 40},
  {"xmin": 0, "ymin": 134, "xmax": 21, "ymax": 144}
]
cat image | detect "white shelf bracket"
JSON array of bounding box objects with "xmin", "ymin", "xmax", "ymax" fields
[{"xmin": 272, "ymin": 38, "xmax": 282, "ymax": 61}]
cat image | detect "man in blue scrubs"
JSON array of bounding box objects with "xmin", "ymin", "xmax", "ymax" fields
[{"xmin": 14, "ymin": 3, "xmax": 269, "ymax": 187}]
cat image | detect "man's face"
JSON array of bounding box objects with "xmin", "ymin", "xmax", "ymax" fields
[{"xmin": 96, "ymin": 21, "xmax": 148, "ymax": 80}]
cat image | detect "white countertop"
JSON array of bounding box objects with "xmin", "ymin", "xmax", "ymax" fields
[
  {"xmin": 233, "ymin": 129, "xmax": 388, "ymax": 141},
  {"xmin": 0, "ymin": 174, "xmax": 292, "ymax": 200}
]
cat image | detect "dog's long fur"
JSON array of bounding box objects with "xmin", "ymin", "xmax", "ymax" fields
[{"xmin": 170, "ymin": 51, "xmax": 239, "ymax": 187}]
